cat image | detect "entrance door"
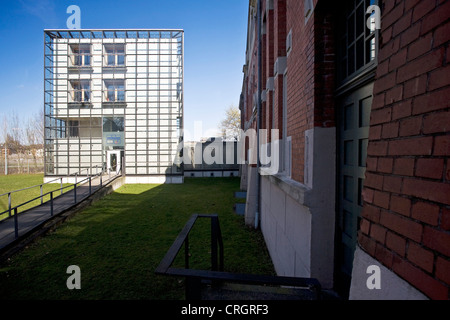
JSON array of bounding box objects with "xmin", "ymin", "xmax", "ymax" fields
[
  {"xmin": 336, "ymin": 82, "xmax": 373, "ymax": 297},
  {"xmin": 107, "ymin": 150, "xmax": 121, "ymax": 174}
]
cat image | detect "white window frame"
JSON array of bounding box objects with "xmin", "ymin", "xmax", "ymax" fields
[
  {"xmin": 70, "ymin": 45, "xmax": 91, "ymax": 67},
  {"xmin": 104, "ymin": 44, "xmax": 125, "ymax": 66},
  {"xmin": 104, "ymin": 80, "xmax": 125, "ymax": 102},
  {"xmin": 286, "ymin": 29, "xmax": 293, "ymax": 56},
  {"xmin": 305, "ymin": 0, "xmax": 314, "ymax": 24},
  {"xmin": 70, "ymin": 80, "xmax": 91, "ymax": 102}
]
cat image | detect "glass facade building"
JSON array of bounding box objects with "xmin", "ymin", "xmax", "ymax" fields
[{"xmin": 43, "ymin": 29, "xmax": 184, "ymax": 183}]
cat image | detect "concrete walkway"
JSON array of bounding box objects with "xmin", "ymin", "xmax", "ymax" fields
[{"xmin": 0, "ymin": 174, "xmax": 122, "ymax": 254}]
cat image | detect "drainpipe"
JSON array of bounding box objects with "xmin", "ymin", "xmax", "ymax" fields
[{"xmin": 255, "ymin": 0, "xmax": 262, "ymax": 229}]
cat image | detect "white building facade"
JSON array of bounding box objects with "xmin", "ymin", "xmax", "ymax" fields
[{"xmin": 44, "ymin": 29, "xmax": 184, "ymax": 183}]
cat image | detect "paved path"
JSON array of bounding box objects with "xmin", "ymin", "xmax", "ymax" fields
[{"xmin": 0, "ymin": 174, "xmax": 119, "ymax": 252}]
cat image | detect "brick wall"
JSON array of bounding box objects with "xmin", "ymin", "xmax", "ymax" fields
[
  {"xmin": 265, "ymin": 2, "xmax": 275, "ymax": 142},
  {"xmin": 261, "ymin": 28, "xmax": 267, "ymax": 131},
  {"xmin": 313, "ymin": 7, "xmax": 335, "ymax": 129},
  {"xmin": 272, "ymin": 0, "xmax": 287, "ymax": 140},
  {"xmin": 286, "ymin": 0, "xmax": 335, "ymax": 182},
  {"xmin": 274, "ymin": 0, "xmax": 287, "ymax": 57},
  {"xmin": 359, "ymin": 0, "xmax": 450, "ymax": 300}
]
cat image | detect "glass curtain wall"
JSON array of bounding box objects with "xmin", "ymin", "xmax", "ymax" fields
[{"xmin": 44, "ymin": 30, "xmax": 184, "ymax": 177}]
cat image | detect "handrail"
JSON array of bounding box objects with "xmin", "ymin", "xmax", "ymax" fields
[
  {"xmin": 0, "ymin": 176, "xmax": 62, "ymax": 198},
  {"xmin": 0, "ymin": 165, "xmax": 102, "ymax": 198},
  {"xmin": 156, "ymin": 214, "xmax": 224, "ymax": 274},
  {"xmin": 155, "ymin": 214, "xmax": 321, "ymax": 300},
  {"xmin": 2, "ymin": 170, "xmax": 120, "ymax": 239},
  {"xmin": 165, "ymin": 268, "xmax": 322, "ymax": 291},
  {"xmin": 0, "ymin": 165, "xmax": 122, "ymax": 240},
  {"xmin": 0, "ymin": 170, "xmax": 102, "ymax": 216},
  {"xmin": 0, "ymin": 165, "xmax": 105, "ymax": 218}
]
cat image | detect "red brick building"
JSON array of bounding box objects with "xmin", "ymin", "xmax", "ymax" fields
[{"xmin": 240, "ymin": 0, "xmax": 449, "ymax": 299}]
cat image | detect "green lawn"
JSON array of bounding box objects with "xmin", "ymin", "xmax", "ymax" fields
[
  {"xmin": 0, "ymin": 177, "xmax": 275, "ymax": 300},
  {"xmin": 0, "ymin": 174, "xmax": 72, "ymax": 219}
]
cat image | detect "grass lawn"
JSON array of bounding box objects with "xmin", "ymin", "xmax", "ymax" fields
[
  {"xmin": 0, "ymin": 174, "xmax": 72, "ymax": 219},
  {"xmin": 0, "ymin": 177, "xmax": 275, "ymax": 300}
]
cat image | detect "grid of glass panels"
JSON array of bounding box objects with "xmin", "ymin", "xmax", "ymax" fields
[
  {"xmin": 336, "ymin": 0, "xmax": 379, "ymax": 85},
  {"xmin": 44, "ymin": 30, "xmax": 184, "ymax": 177}
]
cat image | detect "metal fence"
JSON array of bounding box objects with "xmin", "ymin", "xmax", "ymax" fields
[{"xmin": 0, "ymin": 154, "xmax": 44, "ymax": 175}]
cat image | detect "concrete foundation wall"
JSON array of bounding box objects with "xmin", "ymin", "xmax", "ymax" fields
[
  {"xmin": 244, "ymin": 166, "xmax": 258, "ymax": 227},
  {"xmin": 260, "ymin": 175, "xmax": 312, "ymax": 278},
  {"xmin": 45, "ymin": 175, "xmax": 184, "ymax": 185},
  {"xmin": 184, "ymin": 170, "xmax": 239, "ymax": 178},
  {"xmin": 125, "ymin": 175, "xmax": 183, "ymax": 184},
  {"xmin": 253, "ymin": 127, "xmax": 336, "ymax": 288},
  {"xmin": 240, "ymin": 164, "xmax": 248, "ymax": 191}
]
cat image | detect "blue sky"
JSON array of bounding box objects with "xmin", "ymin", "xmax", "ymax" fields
[{"xmin": 0, "ymin": 0, "xmax": 248, "ymax": 140}]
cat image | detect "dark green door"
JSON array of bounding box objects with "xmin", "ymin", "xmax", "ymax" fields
[{"xmin": 336, "ymin": 82, "xmax": 373, "ymax": 297}]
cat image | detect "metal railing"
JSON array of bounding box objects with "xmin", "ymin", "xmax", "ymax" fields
[
  {"xmin": 0, "ymin": 164, "xmax": 121, "ymax": 240},
  {"xmin": 156, "ymin": 214, "xmax": 224, "ymax": 273},
  {"xmin": 156, "ymin": 214, "xmax": 322, "ymax": 300}
]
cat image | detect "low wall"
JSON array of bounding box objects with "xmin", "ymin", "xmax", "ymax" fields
[
  {"xmin": 260, "ymin": 175, "xmax": 312, "ymax": 278},
  {"xmin": 184, "ymin": 170, "xmax": 240, "ymax": 178}
]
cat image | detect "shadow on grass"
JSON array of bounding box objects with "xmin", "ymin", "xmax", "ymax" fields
[{"xmin": 0, "ymin": 178, "xmax": 275, "ymax": 300}]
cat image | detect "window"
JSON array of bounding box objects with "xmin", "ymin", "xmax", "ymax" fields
[
  {"xmin": 105, "ymin": 44, "xmax": 125, "ymax": 66},
  {"xmin": 103, "ymin": 117, "xmax": 124, "ymax": 132},
  {"xmin": 70, "ymin": 45, "xmax": 91, "ymax": 67},
  {"xmin": 68, "ymin": 120, "xmax": 79, "ymax": 137},
  {"xmin": 103, "ymin": 117, "xmax": 124, "ymax": 148},
  {"xmin": 286, "ymin": 30, "xmax": 293, "ymax": 56},
  {"xmin": 57, "ymin": 120, "xmax": 66, "ymax": 138},
  {"xmin": 104, "ymin": 80, "xmax": 125, "ymax": 102},
  {"xmin": 177, "ymin": 82, "xmax": 182, "ymax": 100},
  {"xmin": 336, "ymin": 0, "xmax": 379, "ymax": 85},
  {"xmin": 281, "ymin": 73, "xmax": 290, "ymax": 176},
  {"xmin": 304, "ymin": 0, "xmax": 314, "ymax": 23},
  {"xmin": 70, "ymin": 80, "xmax": 91, "ymax": 102}
]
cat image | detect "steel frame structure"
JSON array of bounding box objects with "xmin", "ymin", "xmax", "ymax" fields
[{"xmin": 44, "ymin": 29, "xmax": 184, "ymax": 180}]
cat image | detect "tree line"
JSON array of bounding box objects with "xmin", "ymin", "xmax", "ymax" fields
[{"xmin": 1, "ymin": 110, "xmax": 44, "ymax": 174}]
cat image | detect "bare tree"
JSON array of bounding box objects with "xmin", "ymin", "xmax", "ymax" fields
[
  {"xmin": 1, "ymin": 114, "xmax": 8, "ymax": 145},
  {"xmin": 26, "ymin": 118, "xmax": 37, "ymax": 146},
  {"xmin": 219, "ymin": 105, "xmax": 241, "ymax": 141},
  {"xmin": 25, "ymin": 111, "xmax": 44, "ymax": 145},
  {"xmin": 10, "ymin": 112, "xmax": 24, "ymax": 172},
  {"xmin": 1, "ymin": 110, "xmax": 45, "ymax": 174},
  {"xmin": 25, "ymin": 116, "xmax": 37, "ymax": 170},
  {"xmin": 34, "ymin": 109, "xmax": 44, "ymax": 145},
  {"xmin": 1, "ymin": 114, "xmax": 9, "ymax": 174},
  {"xmin": 10, "ymin": 112, "xmax": 23, "ymax": 145}
]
